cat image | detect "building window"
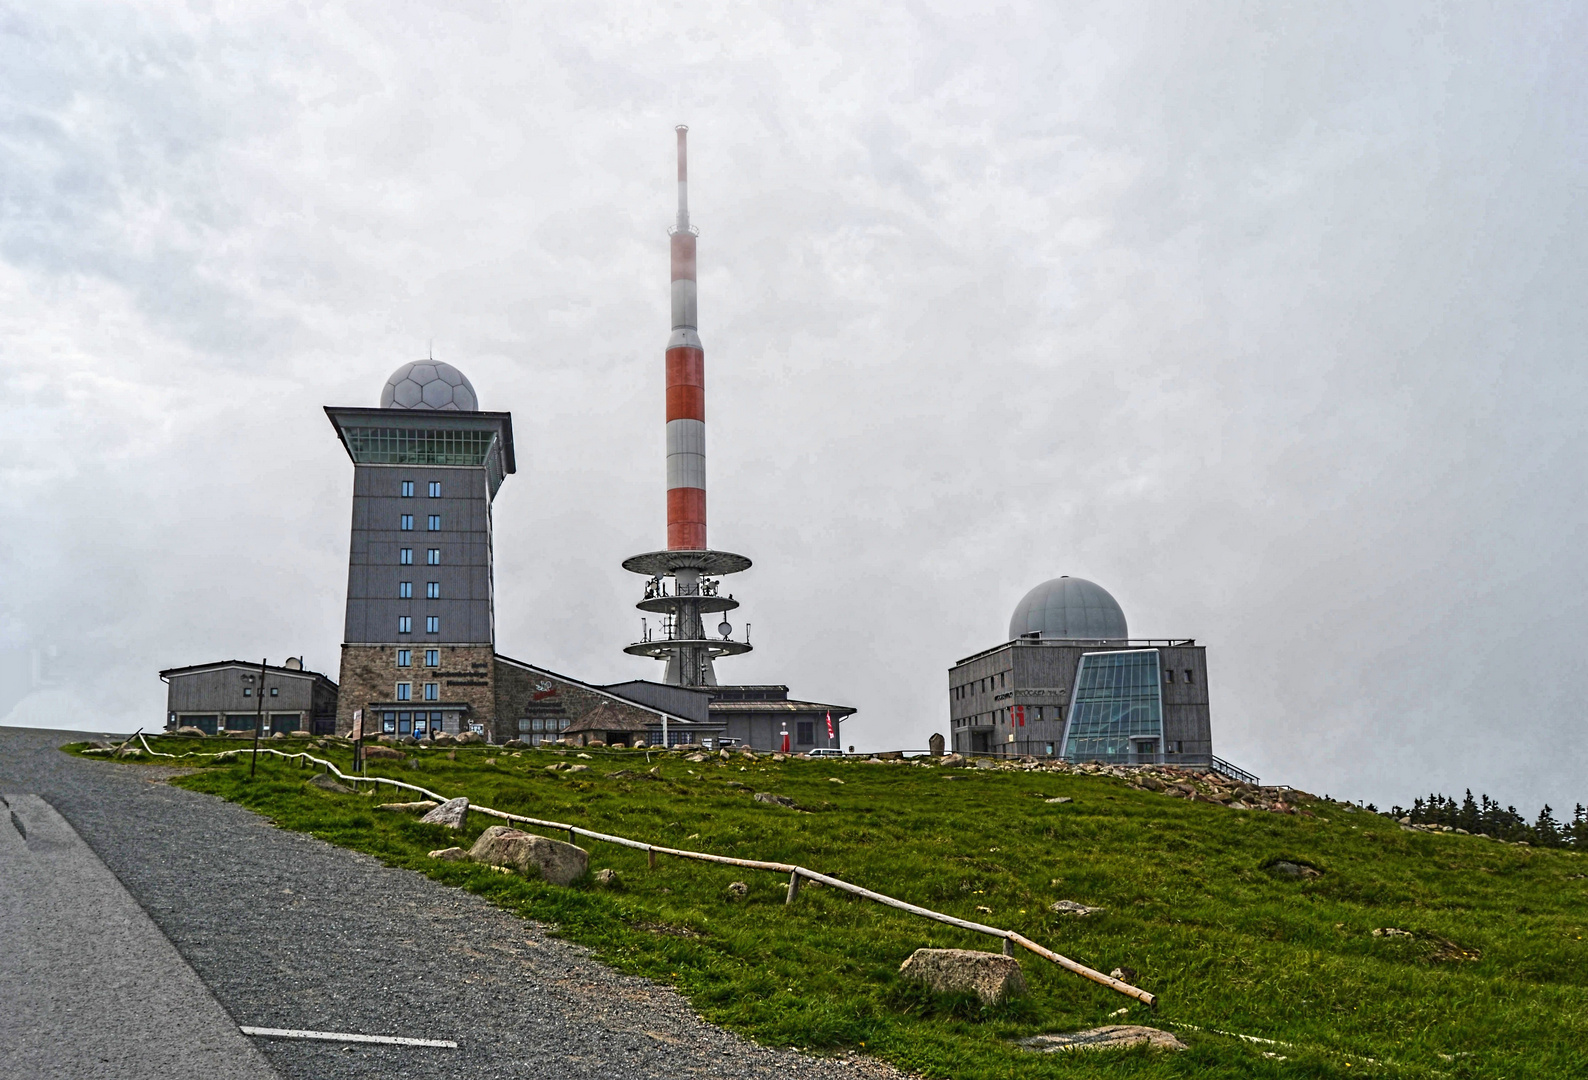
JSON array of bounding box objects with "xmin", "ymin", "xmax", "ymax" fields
[
  {"xmin": 425, "ymin": 649, "xmax": 439, "ymax": 666},
  {"xmin": 399, "ymin": 616, "xmax": 412, "ymax": 633},
  {"xmin": 1184, "ymin": 670, "xmax": 1194, "ymax": 684},
  {"xmin": 426, "ymin": 616, "xmax": 439, "ymax": 633},
  {"xmin": 1062, "ymin": 650, "xmax": 1163, "ymax": 764},
  {"xmin": 424, "ymin": 683, "xmax": 438, "ymax": 701},
  {"xmin": 400, "ymin": 548, "xmax": 413, "ymax": 565},
  {"xmin": 797, "ymin": 721, "xmax": 814, "ymax": 744},
  {"xmin": 400, "ymin": 514, "xmax": 414, "ymax": 530},
  {"xmin": 427, "ymin": 514, "xmax": 441, "ymax": 531},
  {"xmin": 426, "ymin": 581, "xmax": 440, "ymax": 599},
  {"xmin": 401, "ymin": 481, "xmax": 414, "ymax": 497},
  {"xmin": 429, "ymin": 481, "xmax": 441, "ymax": 497},
  {"xmin": 399, "ymin": 581, "xmax": 412, "ymax": 598},
  {"xmin": 396, "ymin": 683, "xmax": 411, "ymax": 701},
  {"xmin": 397, "ymin": 649, "xmax": 411, "ymax": 667},
  {"xmin": 243, "ymin": 687, "xmax": 252, "ymax": 697},
  {"xmin": 1165, "ymin": 669, "xmax": 1174, "ymax": 683},
  {"xmin": 269, "ymin": 687, "xmax": 278, "ymax": 697},
  {"xmin": 427, "ymin": 549, "xmax": 440, "ymax": 565}
]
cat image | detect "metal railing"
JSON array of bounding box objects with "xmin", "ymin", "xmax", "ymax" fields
[{"xmin": 1209, "ymin": 756, "xmax": 1259, "ymax": 786}]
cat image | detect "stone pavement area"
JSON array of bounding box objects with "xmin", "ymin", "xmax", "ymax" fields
[{"xmin": 0, "ymin": 727, "xmax": 907, "ymax": 1080}]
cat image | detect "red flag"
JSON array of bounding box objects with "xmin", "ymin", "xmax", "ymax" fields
[
  {"xmin": 825, "ymin": 711, "xmax": 834, "ymax": 738},
  {"xmin": 1017, "ymin": 706, "xmax": 1025, "ymax": 727}
]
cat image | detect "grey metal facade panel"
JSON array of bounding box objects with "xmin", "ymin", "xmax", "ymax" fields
[
  {"xmin": 599, "ymin": 680, "xmax": 713, "ymax": 724},
  {"xmin": 344, "ymin": 463, "xmax": 495, "ymax": 646},
  {"xmin": 165, "ymin": 667, "xmax": 318, "ymax": 715}
]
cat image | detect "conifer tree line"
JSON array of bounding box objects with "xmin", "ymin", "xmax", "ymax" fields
[{"xmin": 1383, "ymin": 790, "xmax": 1588, "ymax": 848}]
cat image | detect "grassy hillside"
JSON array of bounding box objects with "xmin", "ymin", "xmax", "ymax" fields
[{"xmin": 78, "ymin": 738, "xmax": 1588, "ymax": 1078}]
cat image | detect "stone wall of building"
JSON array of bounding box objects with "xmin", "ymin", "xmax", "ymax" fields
[
  {"xmin": 337, "ymin": 643, "xmax": 496, "ymax": 736},
  {"xmin": 493, "ymin": 660, "xmax": 662, "ymax": 744}
]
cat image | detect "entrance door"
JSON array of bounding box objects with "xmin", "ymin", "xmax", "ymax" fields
[{"xmin": 971, "ymin": 731, "xmax": 990, "ymax": 754}]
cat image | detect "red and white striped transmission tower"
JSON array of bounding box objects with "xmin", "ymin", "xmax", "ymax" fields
[{"xmin": 623, "ymin": 126, "xmax": 753, "ymax": 689}]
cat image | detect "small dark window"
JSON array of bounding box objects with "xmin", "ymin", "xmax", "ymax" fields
[
  {"xmin": 401, "ymin": 481, "xmax": 414, "ymax": 497},
  {"xmin": 243, "ymin": 687, "xmax": 252, "ymax": 697},
  {"xmin": 398, "ymin": 616, "xmax": 412, "ymax": 633},
  {"xmin": 796, "ymin": 721, "xmax": 815, "ymax": 744},
  {"xmin": 269, "ymin": 687, "xmax": 278, "ymax": 697},
  {"xmin": 427, "ymin": 549, "xmax": 440, "ymax": 565},
  {"xmin": 1184, "ymin": 669, "xmax": 1194, "ymax": 684},
  {"xmin": 397, "ymin": 650, "xmax": 411, "ymax": 667},
  {"xmin": 427, "ymin": 515, "xmax": 441, "ymax": 531},
  {"xmin": 428, "ymin": 481, "xmax": 441, "ymax": 497},
  {"xmin": 426, "ymin": 582, "xmax": 440, "ymax": 599},
  {"xmin": 400, "ymin": 514, "xmax": 414, "ymax": 530},
  {"xmin": 426, "ymin": 616, "xmax": 439, "ymax": 633},
  {"xmin": 399, "ymin": 581, "xmax": 412, "ymax": 598},
  {"xmin": 425, "ymin": 649, "xmax": 439, "ymax": 667},
  {"xmin": 1165, "ymin": 669, "xmax": 1174, "ymax": 683},
  {"xmin": 400, "ymin": 548, "xmax": 413, "ymax": 565}
]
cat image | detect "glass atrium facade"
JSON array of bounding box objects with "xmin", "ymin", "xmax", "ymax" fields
[
  {"xmin": 1061, "ymin": 649, "xmax": 1163, "ymax": 764},
  {"xmin": 345, "ymin": 427, "xmax": 497, "ymax": 467}
]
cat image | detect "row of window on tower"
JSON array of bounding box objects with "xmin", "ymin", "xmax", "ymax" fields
[
  {"xmin": 395, "ymin": 682, "xmax": 441, "ymax": 701},
  {"xmin": 399, "ymin": 515, "xmax": 443, "ymax": 531},
  {"xmin": 397, "ymin": 616, "xmax": 441, "ymax": 634},
  {"xmin": 398, "ymin": 548, "xmax": 443, "ymax": 565},
  {"xmin": 396, "ymin": 649, "xmax": 440, "ymax": 667},
  {"xmin": 400, "ymin": 481, "xmax": 444, "ymax": 498},
  {"xmin": 397, "ymin": 582, "xmax": 442, "ymax": 598}
]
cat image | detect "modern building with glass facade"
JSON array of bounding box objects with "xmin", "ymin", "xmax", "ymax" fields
[{"xmin": 947, "ymin": 576, "xmax": 1217, "ymax": 766}]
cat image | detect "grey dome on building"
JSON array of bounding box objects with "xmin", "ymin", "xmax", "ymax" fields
[
  {"xmin": 379, "ymin": 361, "xmax": 479, "ymax": 411},
  {"xmin": 1008, "ymin": 576, "xmax": 1128, "ymax": 642}
]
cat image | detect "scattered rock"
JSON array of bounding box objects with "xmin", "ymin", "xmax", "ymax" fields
[
  {"xmin": 1108, "ymin": 966, "xmax": 1138, "ymax": 983},
  {"xmin": 1136, "ymin": 776, "xmax": 1165, "ymax": 792},
  {"xmin": 595, "ymin": 868, "xmax": 621, "ymax": 888},
  {"xmin": 726, "ymin": 880, "xmax": 749, "ymax": 899},
  {"xmin": 1044, "ymin": 797, "xmax": 1072, "ymax": 805},
  {"xmin": 484, "ymin": 757, "xmax": 497, "ymax": 766},
  {"xmin": 1018, "ymin": 1026, "xmax": 1186, "ymax": 1053},
  {"xmin": 467, "ymin": 825, "xmax": 588, "ymax": 885},
  {"xmin": 1050, "ymin": 900, "xmax": 1104, "ymax": 916},
  {"xmin": 365, "ymin": 747, "xmax": 405, "ymax": 761},
  {"xmin": 502, "ymin": 739, "xmax": 527, "ymax": 749},
  {"xmin": 175, "ymin": 726, "xmax": 207, "ymax": 738},
  {"xmin": 456, "ymin": 731, "xmax": 484, "ymax": 744},
  {"xmin": 428, "ymin": 846, "xmax": 465, "ymax": 861},
  {"xmin": 899, "ymin": 948, "xmax": 1027, "ymax": 1004},
  {"xmin": 431, "ymin": 732, "xmax": 456, "ymax": 745},
  {"xmin": 828, "ymin": 777, "xmax": 846, "ymax": 784},
  {"xmin": 771, "ymin": 753, "xmax": 787, "ymax": 762},
  {"xmin": 289, "ymin": 730, "xmax": 313, "ymax": 739},
  {"xmin": 975, "ymin": 905, "xmax": 993, "ymax": 914},
  {"xmin": 378, "ymin": 801, "xmax": 438, "ymax": 812},
  {"xmin": 307, "ymin": 774, "xmax": 353, "ymax": 794},
  {"xmin": 754, "ymin": 792, "xmax": 795, "ymax": 807},
  {"xmin": 1373, "ymin": 927, "xmax": 1414, "ymax": 938},
  {"xmin": 213, "ymin": 750, "xmax": 240, "ymax": 763},
  {"xmin": 567, "ymin": 764, "xmax": 591, "ymax": 774},
  {"xmin": 975, "ymin": 758, "xmax": 995, "ymax": 770},
  {"xmin": 686, "ymin": 753, "xmax": 708, "ymax": 763},
  {"xmin": 419, "ymin": 797, "xmax": 470, "ymax": 829},
  {"xmin": 940, "ymin": 753, "xmax": 964, "ymax": 765}
]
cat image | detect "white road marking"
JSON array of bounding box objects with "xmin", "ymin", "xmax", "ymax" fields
[{"xmin": 240, "ymin": 1026, "xmax": 458, "ymax": 1048}]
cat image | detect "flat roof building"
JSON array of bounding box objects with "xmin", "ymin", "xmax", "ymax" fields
[
  {"xmin": 160, "ymin": 658, "xmax": 338, "ymax": 737},
  {"xmin": 948, "ymin": 576, "xmax": 1249, "ymax": 780}
]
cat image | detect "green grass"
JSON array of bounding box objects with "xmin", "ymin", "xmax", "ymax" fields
[{"xmin": 75, "ymin": 738, "xmax": 1588, "ymax": 1078}]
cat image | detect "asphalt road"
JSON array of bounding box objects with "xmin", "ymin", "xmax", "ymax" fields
[{"xmin": 0, "ymin": 727, "xmax": 903, "ymax": 1080}]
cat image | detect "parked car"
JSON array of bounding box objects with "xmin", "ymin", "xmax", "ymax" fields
[{"xmin": 808, "ymin": 747, "xmax": 845, "ymax": 758}]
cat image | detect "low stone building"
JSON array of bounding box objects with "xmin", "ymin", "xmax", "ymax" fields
[{"xmin": 160, "ymin": 659, "xmax": 338, "ymax": 736}]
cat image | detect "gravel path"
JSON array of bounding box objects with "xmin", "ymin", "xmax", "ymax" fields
[{"xmin": 0, "ymin": 727, "xmax": 907, "ymax": 1080}]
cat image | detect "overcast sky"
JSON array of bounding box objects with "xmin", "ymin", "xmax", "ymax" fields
[{"xmin": 2, "ymin": 2, "xmax": 1584, "ymax": 815}]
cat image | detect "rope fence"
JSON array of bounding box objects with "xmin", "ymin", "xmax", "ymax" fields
[{"xmin": 114, "ymin": 732, "xmax": 1155, "ymax": 1005}]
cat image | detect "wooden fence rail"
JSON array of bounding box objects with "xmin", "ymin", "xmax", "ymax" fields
[{"xmin": 125, "ymin": 733, "xmax": 1155, "ymax": 1005}]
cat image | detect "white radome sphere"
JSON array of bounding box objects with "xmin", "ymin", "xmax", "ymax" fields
[{"xmin": 379, "ymin": 361, "xmax": 479, "ymax": 411}]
